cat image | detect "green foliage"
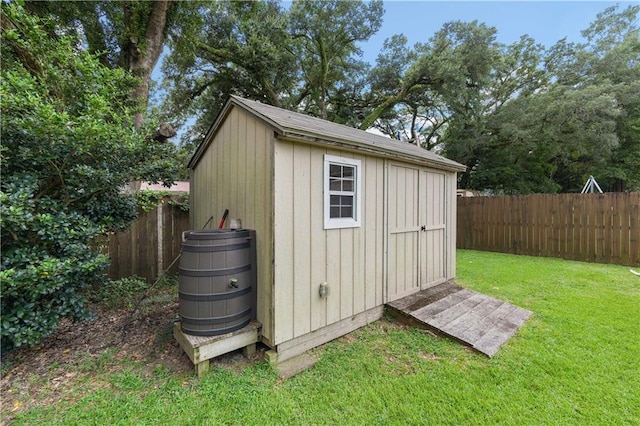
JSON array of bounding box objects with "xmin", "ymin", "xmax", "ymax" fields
[
  {"xmin": 166, "ymin": 197, "xmax": 189, "ymax": 212},
  {"xmin": 362, "ymin": 21, "xmax": 508, "ymax": 131},
  {"xmin": 363, "ymin": 21, "xmax": 554, "ymax": 193},
  {"xmin": 162, "ymin": 0, "xmax": 296, "ymax": 142},
  {"xmin": 448, "ymin": 5, "xmax": 640, "ymax": 193},
  {"xmin": 362, "ymin": 5, "xmax": 638, "ymax": 193},
  {"xmin": 22, "ymin": 2, "xmax": 637, "ymax": 194},
  {"xmin": 162, "ymin": 0, "xmax": 383, "ymax": 144},
  {"xmin": 134, "ymin": 190, "xmax": 189, "ymax": 212},
  {"xmin": 0, "ymin": 4, "xmax": 179, "ymax": 350},
  {"xmin": 0, "ymin": 178, "xmax": 109, "ymax": 348},
  {"xmin": 85, "ymin": 276, "xmax": 148, "ymax": 310},
  {"xmin": 288, "ymin": 0, "xmax": 383, "ymax": 120},
  {"xmin": 23, "ymin": 0, "xmax": 196, "ymax": 135}
]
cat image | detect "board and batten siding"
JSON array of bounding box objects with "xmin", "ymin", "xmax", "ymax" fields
[
  {"xmin": 272, "ymin": 139, "xmax": 385, "ymax": 345},
  {"xmin": 189, "ymin": 106, "xmax": 276, "ymax": 344}
]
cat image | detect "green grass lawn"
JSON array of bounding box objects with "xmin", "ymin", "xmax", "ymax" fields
[{"xmin": 10, "ymin": 251, "xmax": 640, "ymax": 425}]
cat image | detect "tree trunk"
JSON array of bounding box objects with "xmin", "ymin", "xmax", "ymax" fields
[
  {"xmin": 125, "ymin": 0, "xmax": 172, "ymax": 130},
  {"xmin": 611, "ymin": 178, "xmax": 625, "ymax": 192}
]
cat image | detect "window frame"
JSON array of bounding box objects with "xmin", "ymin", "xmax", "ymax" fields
[{"xmin": 323, "ymin": 154, "xmax": 362, "ymax": 229}]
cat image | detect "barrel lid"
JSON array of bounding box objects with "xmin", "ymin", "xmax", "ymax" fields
[{"xmin": 185, "ymin": 229, "xmax": 250, "ymax": 240}]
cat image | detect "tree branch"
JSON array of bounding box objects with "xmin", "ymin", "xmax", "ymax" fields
[
  {"xmin": 0, "ymin": 11, "xmax": 45, "ymax": 79},
  {"xmin": 196, "ymin": 42, "xmax": 233, "ymax": 62}
]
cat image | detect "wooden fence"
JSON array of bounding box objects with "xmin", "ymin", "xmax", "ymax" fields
[
  {"xmin": 103, "ymin": 198, "xmax": 190, "ymax": 282},
  {"xmin": 457, "ymin": 192, "xmax": 640, "ymax": 266}
]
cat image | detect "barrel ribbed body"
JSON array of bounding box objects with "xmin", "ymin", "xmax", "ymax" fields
[{"xmin": 178, "ymin": 229, "xmax": 256, "ymax": 336}]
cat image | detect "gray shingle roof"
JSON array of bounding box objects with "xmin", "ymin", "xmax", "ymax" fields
[{"xmin": 191, "ymin": 95, "xmax": 466, "ymax": 172}]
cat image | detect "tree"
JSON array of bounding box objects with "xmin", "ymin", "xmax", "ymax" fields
[
  {"xmin": 467, "ymin": 4, "xmax": 639, "ymax": 193},
  {"xmin": 439, "ymin": 33, "xmax": 548, "ymax": 192},
  {"xmin": 24, "ymin": 0, "xmax": 186, "ymax": 130},
  {"xmin": 463, "ymin": 83, "xmax": 621, "ymax": 193},
  {"xmin": 0, "ymin": 4, "xmax": 179, "ymax": 350},
  {"xmin": 360, "ymin": 20, "xmax": 502, "ymax": 133},
  {"xmin": 287, "ymin": 0, "xmax": 383, "ymax": 120},
  {"xmin": 362, "ymin": 21, "xmax": 546, "ymax": 158},
  {"xmin": 161, "ymin": 0, "xmax": 383, "ymax": 142},
  {"xmin": 363, "ymin": 7, "xmax": 636, "ymax": 194},
  {"xmin": 162, "ymin": 0, "xmax": 297, "ymax": 142},
  {"xmin": 364, "ymin": 35, "xmax": 441, "ymax": 145},
  {"xmin": 575, "ymin": 5, "xmax": 640, "ymax": 191}
]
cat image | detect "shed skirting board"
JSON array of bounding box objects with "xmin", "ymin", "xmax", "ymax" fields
[{"xmin": 266, "ymin": 306, "xmax": 384, "ymax": 364}]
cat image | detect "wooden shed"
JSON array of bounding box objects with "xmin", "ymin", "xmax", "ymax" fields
[{"xmin": 188, "ymin": 96, "xmax": 466, "ymax": 362}]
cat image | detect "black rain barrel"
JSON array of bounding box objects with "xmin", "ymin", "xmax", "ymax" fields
[{"xmin": 178, "ymin": 229, "xmax": 256, "ymax": 336}]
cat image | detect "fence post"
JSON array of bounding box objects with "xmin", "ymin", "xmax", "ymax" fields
[{"xmin": 157, "ymin": 201, "xmax": 164, "ymax": 275}]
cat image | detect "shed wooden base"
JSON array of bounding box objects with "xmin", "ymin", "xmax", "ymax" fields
[{"xmin": 173, "ymin": 321, "xmax": 261, "ymax": 377}]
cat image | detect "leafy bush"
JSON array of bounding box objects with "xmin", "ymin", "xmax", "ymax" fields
[
  {"xmin": 85, "ymin": 276, "xmax": 149, "ymax": 310},
  {"xmin": 0, "ymin": 4, "xmax": 179, "ymax": 351},
  {"xmin": 0, "ymin": 177, "xmax": 110, "ymax": 347}
]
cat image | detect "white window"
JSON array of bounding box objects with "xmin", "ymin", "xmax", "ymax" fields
[{"xmin": 324, "ymin": 155, "xmax": 361, "ymax": 229}]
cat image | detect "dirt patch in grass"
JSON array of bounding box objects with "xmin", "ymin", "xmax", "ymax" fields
[
  {"xmin": 1, "ymin": 288, "xmax": 271, "ymax": 422},
  {"xmin": 0, "ymin": 295, "xmax": 193, "ymax": 421}
]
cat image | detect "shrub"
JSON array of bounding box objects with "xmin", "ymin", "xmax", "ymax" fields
[
  {"xmin": 0, "ymin": 4, "xmax": 179, "ymax": 351},
  {"xmin": 0, "ymin": 177, "xmax": 109, "ymax": 348},
  {"xmin": 85, "ymin": 276, "xmax": 149, "ymax": 311}
]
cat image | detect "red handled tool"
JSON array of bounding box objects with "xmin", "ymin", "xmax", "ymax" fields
[{"xmin": 218, "ymin": 209, "xmax": 229, "ymax": 229}]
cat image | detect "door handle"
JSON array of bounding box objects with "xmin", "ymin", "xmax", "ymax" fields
[{"xmin": 421, "ymin": 225, "xmax": 426, "ymax": 232}]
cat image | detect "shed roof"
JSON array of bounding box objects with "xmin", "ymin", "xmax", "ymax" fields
[{"xmin": 189, "ymin": 95, "xmax": 466, "ymax": 172}]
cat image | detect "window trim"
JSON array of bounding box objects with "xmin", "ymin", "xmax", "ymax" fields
[{"xmin": 324, "ymin": 154, "xmax": 362, "ymax": 229}]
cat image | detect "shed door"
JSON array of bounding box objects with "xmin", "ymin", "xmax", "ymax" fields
[
  {"xmin": 387, "ymin": 164, "xmax": 421, "ymax": 301},
  {"xmin": 387, "ymin": 164, "xmax": 447, "ymax": 302},
  {"xmin": 420, "ymin": 171, "xmax": 447, "ymax": 288}
]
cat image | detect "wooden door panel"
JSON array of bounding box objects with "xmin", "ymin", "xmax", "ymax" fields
[
  {"xmin": 387, "ymin": 164, "xmax": 420, "ymax": 301},
  {"xmin": 424, "ymin": 229, "xmax": 446, "ymax": 286},
  {"xmin": 421, "ymin": 171, "xmax": 446, "ymax": 288}
]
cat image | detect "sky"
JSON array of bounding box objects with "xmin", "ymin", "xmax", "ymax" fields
[{"xmin": 357, "ymin": 1, "xmax": 635, "ymax": 64}]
